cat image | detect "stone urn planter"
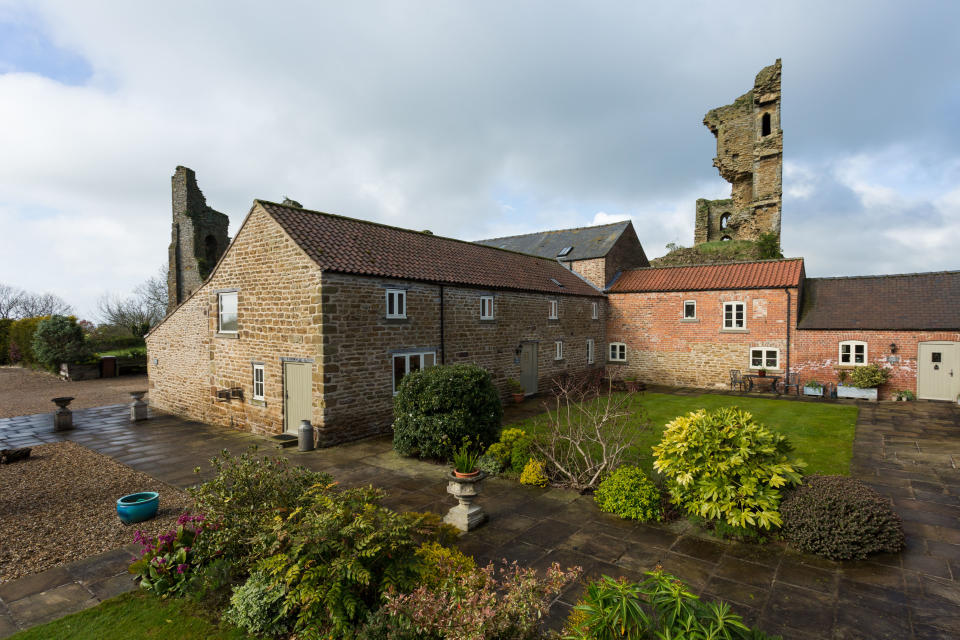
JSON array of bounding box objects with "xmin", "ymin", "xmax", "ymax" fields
[
  {"xmin": 837, "ymin": 384, "xmax": 878, "ymax": 402},
  {"xmin": 116, "ymin": 491, "xmax": 160, "ymax": 524},
  {"xmin": 51, "ymin": 396, "xmax": 75, "ymax": 431},
  {"xmin": 444, "ymin": 470, "xmax": 488, "ymax": 532},
  {"xmin": 129, "ymin": 391, "xmax": 148, "ymax": 422}
]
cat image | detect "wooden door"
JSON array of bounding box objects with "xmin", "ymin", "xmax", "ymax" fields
[
  {"xmin": 519, "ymin": 342, "xmax": 538, "ymax": 396},
  {"xmin": 283, "ymin": 362, "xmax": 313, "ymax": 433},
  {"xmin": 918, "ymin": 342, "xmax": 960, "ymax": 401}
]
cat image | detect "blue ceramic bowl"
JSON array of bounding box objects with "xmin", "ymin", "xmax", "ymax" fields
[{"xmin": 116, "ymin": 491, "xmax": 160, "ymax": 524}]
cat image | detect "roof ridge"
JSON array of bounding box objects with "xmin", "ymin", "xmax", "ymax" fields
[
  {"xmin": 256, "ymin": 199, "xmax": 569, "ymax": 266},
  {"xmin": 476, "ymin": 219, "xmax": 631, "ymax": 243},
  {"xmin": 629, "ymin": 257, "xmax": 803, "ymax": 271},
  {"xmin": 808, "ymin": 269, "xmax": 960, "ymax": 281}
]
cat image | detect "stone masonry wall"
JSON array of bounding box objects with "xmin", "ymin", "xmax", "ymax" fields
[
  {"xmin": 149, "ymin": 202, "xmax": 323, "ymax": 436},
  {"xmin": 793, "ymin": 330, "xmax": 960, "ymax": 400},
  {"xmin": 319, "ymin": 271, "xmax": 606, "ymax": 445},
  {"xmin": 570, "ymin": 258, "xmax": 606, "ymax": 290},
  {"xmin": 606, "ymin": 287, "xmax": 798, "ymax": 388}
]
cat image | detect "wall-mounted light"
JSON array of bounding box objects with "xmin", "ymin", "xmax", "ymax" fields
[
  {"xmin": 889, "ymin": 343, "xmax": 898, "ymax": 354},
  {"xmin": 514, "ymin": 344, "xmax": 523, "ymax": 357}
]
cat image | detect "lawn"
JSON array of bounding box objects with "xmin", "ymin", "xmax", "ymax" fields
[
  {"xmin": 9, "ymin": 591, "xmax": 252, "ymax": 640},
  {"xmin": 95, "ymin": 347, "xmax": 147, "ymax": 358},
  {"xmin": 507, "ymin": 392, "xmax": 859, "ymax": 476}
]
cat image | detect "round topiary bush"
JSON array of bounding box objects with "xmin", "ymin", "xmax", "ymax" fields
[
  {"xmin": 392, "ymin": 363, "xmax": 502, "ymax": 460},
  {"xmin": 780, "ymin": 475, "xmax": 905, "ymax": 560},
  {"xmin": 31, "ymin": 315, "xmax": 91, "ymax": 369},
  {"xmin": 594, "ymin": 465, "xmax": 662, "ymax": 522}
]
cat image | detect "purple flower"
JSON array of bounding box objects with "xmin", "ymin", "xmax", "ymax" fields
[{"xmin": 176, "ymin": 564, "xmax": 188, "ymax": 574}]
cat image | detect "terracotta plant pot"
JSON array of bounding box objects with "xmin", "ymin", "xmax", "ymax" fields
[
  {"xmin": 758, "ymin": 370, "xmax": 766, "ymax": 377},
  {"xmin": 454, "ymin": 469, "xmax": 480, "ymax": 479},
  {"xmin": 512, "ymin": 393, "xmax": 525, "ymax": 404}
]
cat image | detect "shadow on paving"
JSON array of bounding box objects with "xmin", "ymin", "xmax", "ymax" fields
[{"xmin": 1, "ymin": 399, "xmax": 959, "ymax": 639}]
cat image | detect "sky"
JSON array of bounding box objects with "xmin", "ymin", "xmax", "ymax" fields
[{"xmin": 1, "ymin": 1, "xmax": 959, "ymax": 320}]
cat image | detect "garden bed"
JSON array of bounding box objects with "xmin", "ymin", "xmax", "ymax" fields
[{"xmin": 0, "ymin": 441, "xmax": 192, "ymax": 583}]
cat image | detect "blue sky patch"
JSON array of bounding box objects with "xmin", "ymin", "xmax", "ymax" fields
[{"xmin": 0, "ymin": 17, "xmax": 92, "ymax": 85}]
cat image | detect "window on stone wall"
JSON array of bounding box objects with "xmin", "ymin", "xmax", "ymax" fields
[
  {"xmin": 761, "ymin": 112, "xmax": 772, "ymax": 137},
  {"xmin": 719, "ymin": 213, "xmax": 730, "ymax": 230},
  {"xmin": 480, "ymin": 296, "xmax": 494, "ymax": 320},
  {"xmin": 252, "ymin": 363, "xmax": 264, "ymax": 401},
  {"xmin": 750, "ymin": 347, "xmax": 779, "ymax": 370},
  {"xmin": 548, "ymin": 299, "xmax": 558, "ymax": 319},
  {"xmin": 218, "ymin": 291, "xmax": 238, "ymax": 333},
  {"xmin": 609, "ymin": 342, "xmax": 626, "ymax": 362},
  {"xmin": 723, "ymin": 301, "xmax": 745, "ymax": 329},
  {"xmin": 392, "ymin": 351, "xmax": 436, "ymax": 394},
  {"xmin": 592, "ymin": 301, "xmax": 598, "ymax": 320},
  {"xmin": 555, "ymin": 340, "xmax": 563, "ymax": 360},
  {"xmin": 586, "ymin": 339, "xmax": 594, "ymax": 364},
  {"xmin": 684, "ymin": 300, "xmax": 696, "ymax": 319},
  {"xmin": 386, "ymin": 289, "xmax": 407, "ymax": 319},
  {"xmin": 839, "ymin": 341, "xmax": 867, "ymax": 365}
]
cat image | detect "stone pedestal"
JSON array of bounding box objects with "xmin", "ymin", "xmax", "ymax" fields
[
  {"xmin": 51, "ymin": 397, "xmax": 74, "ymax": 431},
  {"xmin": 444, "ymin": 471, "xmax": 488, "ymax": 532},
  {"xmin": 130, "ymin": 391, "xmax": 149, "ymax": 422}
]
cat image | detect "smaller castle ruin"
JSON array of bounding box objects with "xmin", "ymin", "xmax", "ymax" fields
[
  {"xmin": 167, "ymin": 167, "xmax": 230, "ymax": 313},
  {"xmin": 695, "ymin": 59, "xmax": 782, "ymax": 245}
]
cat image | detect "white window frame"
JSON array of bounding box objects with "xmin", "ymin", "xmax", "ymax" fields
[
  {"xmin": 385, "ymin": 289, "xmax": 407, "ymax": 319},
  {"xmin": 609, "ymin": 342, "xmax": 627, "ymax": 362},
  {"xmin": 218, "ymin": 291, "xmax": 238, "ymax": 333},
  {"xmin": 839, "ymin": 340, "xmax": 867, "ymax": 366},
  {"xmin": 749, "ymin": 347, "xmax": 780, "ymax": 370},
  {"xmin": 480, "ymin": 296, "xmax": 494, "ymax": 320},
  {"xmin": 555, "ymin": 340, "xmax": 563, "ymax": 360},
  {"xmin": 723, "ymin": 301, "xmax": 746, "ymax": 330},
  {"xmin": 392, "ymin": 351, "xmax": 436, "ymax": 394},
  {"xmin": 683, "ymin": 300, "xmax": 697, "ymax": 319},
  {"xmin": 586, "ymin": 339, "xmax": 594, "ymax": 364},
  {"xmin": 592, "ymin": 301, "xmax": 599, "ymax": 320},
  {"xmin": 252, "ymin": 363, "xmax": 265, "ymax": 401},
  {"xmin": 548, "ymin": 299, "xmax": 558, "ymax": 319}
]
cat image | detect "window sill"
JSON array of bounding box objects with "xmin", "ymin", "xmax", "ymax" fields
[
  {"xmin": 680, "ymin": 318, "xmax": 699, "ymax": 323},
  {"xmin": 479, "ymin": 319, "xmax": 496, "ymax": 324},
  {"xmin": 384, "ymin": 317, "xmax": 409, "ymax": 325},
  {"xmin": 607, "ymin": 360, "xmax": 627, "ymax": 364},
  {"xmin": 719, "ymin": 328, "xmax": 748, "ymax": 333},
  {"xmin": 250, "ymin": 399, "xmax": 266, "ymax": 407},
  {"xmin": 215, "ymin": 332, "xmax": 239, "ymax": 339},
  {"xmin": 547, "ymin": 317, "xmax": 559, "ymax": 322}
]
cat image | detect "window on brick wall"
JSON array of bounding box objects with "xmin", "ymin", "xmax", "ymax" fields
[
  {"xmin": 480, "ymin": 296, "xmax": 494, "ymax": 320},
  {"xmin": 723, "ymin": 301, "xmax": 745, "ymax": 329},
  {"xmin": 386, "ymin": 289, "xmax": 406, "ymax": 319},
  {"xmin": 392, "ymin": 351, "xmax": 436, "ymax": 394},
  {"xmin": 218, "ymin": 291, "xmax": 238, "ymax": 333},
  {"xmin": 592, "ymin": 301, "xmax": 598, "ymax": 320},
  {"xmin": 586, "ymin": 339, "xmax": 594, "ymax": 364},
  {"xmin": 839, "ymin": 341, "xmax": 867, "ymax": 365},
  {"xmin": 252, "ymin": 363, "xmax": 265, "ymax": 401},
  {"xmin": 548, "ymin": 299, "xmax": 558, "ymax": 319},
  {"xmin": 555, "ymin": 340, "xmax": 563, "ymax": 360},
  {"xmin": 684, "ymin": 300, "xmax": 696, "ymax": 319},
  {"xmin": 750, "ymin": 347, "xmax": 779, "ymax": 370},
  {"xmin": 609, "ymin": 342, "xmax": 626, "ymax": 362}
]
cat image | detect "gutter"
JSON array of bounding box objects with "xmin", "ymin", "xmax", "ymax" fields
[
  {"xmin": 439, "ymin": 284, "xmax": 446, "ymax": 364},
  {"xmin": 786, "ymin": 289, "xmax": 791, "ymax": 381}
]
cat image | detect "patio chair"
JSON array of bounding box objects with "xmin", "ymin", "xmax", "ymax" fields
[
  {"xmin": 782, "ymin": 371, "xmax": 800, "ymax": 396},
  {"xmin": 729, "ymin": 369, "xmax": 746, "ymax": 391}
]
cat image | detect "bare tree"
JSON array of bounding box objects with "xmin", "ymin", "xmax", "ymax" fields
[
  {"xmin": 96, "ymin": 264, "xmax": 169, "ymax": 336},
  {"xmin": 10, "ymin": 290, "xmax": 73, "ymax": 318},
  {"xmin": 134, "ymin": 264, "xmax": 168, "ymax": 320},
  {"xmin": 0, "ymin": 283, "xmax": 25, "ymax": 319}
]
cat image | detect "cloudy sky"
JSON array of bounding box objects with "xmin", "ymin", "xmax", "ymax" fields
[{"xmin": 1, "ymin": 1, "xmax": 959, "ymax": 319}]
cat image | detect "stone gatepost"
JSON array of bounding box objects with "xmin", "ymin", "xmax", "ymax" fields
[{"xmin": 52, "ymin": 397, "xmax": 74, "ymax": 431}]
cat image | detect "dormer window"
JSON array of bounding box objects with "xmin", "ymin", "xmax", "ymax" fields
[{"xmin": 386, "ymin": 289, "xmax": 406, "ymax": 319}]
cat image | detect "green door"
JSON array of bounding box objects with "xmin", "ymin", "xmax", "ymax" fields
[{"xmin": 283, "ymin": 361, "xmax": 313, "ymax": 433}]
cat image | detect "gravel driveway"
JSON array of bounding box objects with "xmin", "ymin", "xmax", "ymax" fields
[{"xmin": 0, "ymin": 367, "xmax": 148, "ymax": 418}]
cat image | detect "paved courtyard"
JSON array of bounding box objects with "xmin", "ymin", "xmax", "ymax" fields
[{"xmin": 0, "ymin": 398, "xmax": 958, "ymax": 639}]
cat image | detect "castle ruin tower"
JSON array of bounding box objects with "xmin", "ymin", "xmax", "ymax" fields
[
  {"xmin": 167, "ymin": 166, "xmax": 230, "ymax": 313},
  {"xmin": 694, "ymin": 59, "xmax": 782, "ymax": 245}
]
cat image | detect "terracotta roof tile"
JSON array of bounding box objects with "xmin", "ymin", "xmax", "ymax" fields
[
  {"xmin": 259, "ymin": 200, "xmax": 602, "ymax": 297},
  {"xmin": 609, "ymin": 258, "xmax": 804, "ymax": 293}
]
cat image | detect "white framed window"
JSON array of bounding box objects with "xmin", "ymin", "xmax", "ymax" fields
[
  {"xmin": 218, "ymin": 291, "xmax": 238, "ymax": 333},
  {"xmin": 252, "ymin": 363, "xmax": 265, "ymax": 401},
  {"xmin": 723, "ymin": 301, "xmax": 745, "ymax": 329},
  {"xmin": 683, "ymin": 300, "xmax": 696, "ymax": 319},
  {"xmin": 609, "ymin": 342, "xmax": 627, "ymax": 362},
  {"xmin": 839, "ymin": 341, "xmax": 867, "ymax": 365},
  {"xmin": 592, "ymin": 301, "xmax": 599, "ymax": 320},
  {"xmin": 548, "ymin": 299, "xmax": 558, "ymax": 319},
  {"xmin": 480, "ymin": 296, "xmax": 494, "ymax": 320},
  {"xmin": 555, "ymin": 340, "xmax": 563, "ymax": 360},
  {"xmin": 586, "ymin": 339, "xmax": 594, "ymax": 364},
  {"xmin": 386, "ymin": 289, "xmax": 406, "ymax": 319},
  {"xmin": 749, "ymin": 347, "xmax": 780, "ymax": 370},
  {"xmin": 392, "ymin": 351, "xmax": 435, "ymax": 394}
]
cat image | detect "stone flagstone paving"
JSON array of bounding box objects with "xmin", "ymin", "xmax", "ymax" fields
[{"xmin": 1, "ymin": 398, "xmax": 959, "ymax": 638}]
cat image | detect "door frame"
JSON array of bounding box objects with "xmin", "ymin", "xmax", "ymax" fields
[{"xmin": 282, "ymin": 358, "xmax": 314, "ymax": 433}]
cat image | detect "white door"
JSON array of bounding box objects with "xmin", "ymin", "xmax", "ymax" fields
[
  {"xmin": 917, "ymin": 342, "xmax": 960, "ymax": 401},
  {"xmin": 283, "ymin": 362, "xmax": 313, "ymax": 433}
]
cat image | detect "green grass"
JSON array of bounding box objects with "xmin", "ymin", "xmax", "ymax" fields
[
  {"xmin": 507, "ymin": 392, "xmax": 859, "ymax": 476},
  {"xmin": 95, "ymin": 347, "xmax": 147, "ymax": 358},
  {"xmin": 10, "ymin": 591, "xmax": 253, "ymax": 640}
]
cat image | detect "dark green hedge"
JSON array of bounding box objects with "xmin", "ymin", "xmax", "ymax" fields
[
  {"xmin": 0, "ymin": 318, "xmax": 11, "ymax": 365},
  {"xmin": 392, "ymin": 364, "xmax": 502, "ymax": 460},
  {"xmin": 8, "ymin": 316, "xmax": 47, "ymax": 365}
]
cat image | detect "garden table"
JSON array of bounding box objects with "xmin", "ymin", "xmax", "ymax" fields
[{"xmin": 742, "ymin": 374, "xmax": 781, "ymax": 394}]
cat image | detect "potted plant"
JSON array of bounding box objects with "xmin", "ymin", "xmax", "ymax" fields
[
  {"xmin": 803, "ymin": 380, "xmax": 823, "ymax": 397},
  {"xmin": 452, "ymin": 441, "xmax": 481, "ymax": 479},
  {"xmin": 757, "ymin": 368, "xmax": 767, "ymax": 378},
  {"xmin": 895, "ymin": 390, "xmax": 915, "ymax": 402},
  {"xmin": 837, "ymin": 364, "xmax": 889, "ymax": 402},
  {"xmin": 506, "ymin": 378, "xmax": 525, "ymax": 404}
]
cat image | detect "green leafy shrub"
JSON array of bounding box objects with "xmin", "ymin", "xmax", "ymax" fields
[
  {"xmin": 223, "ymin": 571, "xmax": 291, "ymax": 638},
  {"xmin": 780, "ymin": 475, "xmax": 905, "ymax": 560},
  {"xmin": 31, "ymin": 315, "xmax": 92, "ymax": 368},
  {"xmin": 652, "ymin": 407, "xmax": 805, "ymax": 530},
  {"xmin": 0, "ymin": 318, "xmax": 12, "ymax": 365},
  {"xmin": 187, "ymin": 447, "xmax": 332, "ymax": 566},
  {"xmin": 255, "ymin": 484, "xmax": 447, "ymax": 638},
  {"xmin": 895, "ymin": 389, "xmax": 915, "ymax": 401},
  {"xmin": 505, "ymin": 378, "xmax": 524, "ymax": 394},
  {"xmin": 415, "ymin": 542, "xmax": 476, "ymax": 590},
  {"xmin": 756, "ymin": 231, "xmax": 783, "ymax": 259},
  {"xmin": 485, "ymin": 428, "xmax": 532, "ymax": 474},
  {"xmin": 519, "ymin": 458, "xmax": 549, "ymax": 487},
  {"xmin": 594, "ymin": 465, "xmax": 662, "ymax": 522},
  {"xmin": 8, "ymin": 316, "xmax": 47, "ymax": 365},
  {"xmin": 477, "ymin": 454, "xmax": 502, "ymax": 475},
  {"xmin": 849, "ymin": 363, "xmax": 891, "ymax": 389},
  {"xmin": 393, "ymin": 364, "xmax": 502, "ymax": 460},
  {"xmin": 129, "ymin": 514, "xmax": 207, "ymax": 597}
]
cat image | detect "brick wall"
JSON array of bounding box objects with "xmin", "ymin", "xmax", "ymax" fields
[
  {"xmin": 793, "ymin": 330, "xmax": 960, "ymax": 400},
  {"xmin": 606, "ymin": 288, "xmax": 798, "ymax": 388},
  {"xmin": 319, "ymin": 271, "xmax": 606, "ymax": 445}
]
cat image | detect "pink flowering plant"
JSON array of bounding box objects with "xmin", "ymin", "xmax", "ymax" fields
[{"xmin": 129, "ymin": 513, "xmax": 208, "ymax": 597}]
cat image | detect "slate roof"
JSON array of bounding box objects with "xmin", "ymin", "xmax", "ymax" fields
[
  {"xmin": 258, "ymin": 200, "xmax": 602, "ymax": 297},
  {"xmin": 475, "ymin": 221, "xmax": 633, "ymax": 261},
  {"xmin": 609, "ymin": 259, "xmax": 804, "ymax": 293},
  {"xmin": 798, "ymin": 272, "xmax": 960, "ymax": 330}
]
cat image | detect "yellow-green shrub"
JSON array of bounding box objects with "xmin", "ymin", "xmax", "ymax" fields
[
  {"xmin": 520, "ymin": 459, "xmax": 549, "ymax": 487},
  {"xmin": 485, "ymin": 427, "xmax": 532, "ymax": 473},
  {"xmin": 594, "ymin": 465, "xmax": 662, "ymax": 522},
  {"xmin": 415, "ymin": 542, "xmax": 476, "ymax": 589},
  {"xmin": 652, "ymin": 407, "xmax": 805, "ymax": 530}
]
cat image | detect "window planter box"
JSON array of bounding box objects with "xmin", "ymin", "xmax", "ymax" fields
[
  {"xmin": 836, "ymin": 384, "xmax": 877, "ymax": 401},
  {"xmin": 803, "ymin": 385, "xmax": 823, "ymax": 397}
]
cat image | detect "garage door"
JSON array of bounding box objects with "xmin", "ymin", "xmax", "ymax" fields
[{"xmin": 917, "ymin": 342, "xmax": 960, "ymax": 401}]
